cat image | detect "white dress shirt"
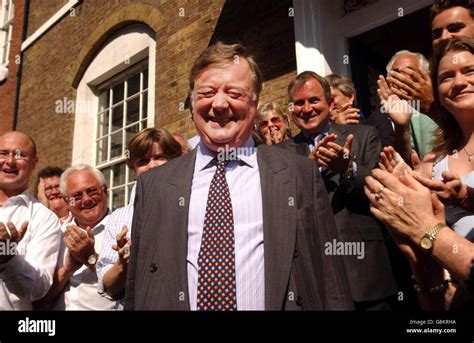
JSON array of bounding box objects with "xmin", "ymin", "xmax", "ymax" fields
[
  {"xmin": 51, "ymin": 212, "xmax": 118, "ymax": 310},
  {"xmin": 187, "ymin": 137, "xmax": 265, "ymax": 310},
  {"xmin": 0, "ymin": 192, "xmax": 61, "ymax": 310}
]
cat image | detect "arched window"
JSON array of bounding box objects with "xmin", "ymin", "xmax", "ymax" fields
[{"xmin": 73, "ymin": 24, "xmax": 156, "ymax": 210}]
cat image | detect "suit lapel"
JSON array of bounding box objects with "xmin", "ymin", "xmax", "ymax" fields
[
  {"xmin": 160, "ymin": 149, "xmax": 197, "ymax": 310},
  {"xmin": 257, "ymin": 146, "xmax": 298, "ymax": 310},
  {"xmin": 292, "ymin": 132, "xmax": 310, "ymax": 156}
]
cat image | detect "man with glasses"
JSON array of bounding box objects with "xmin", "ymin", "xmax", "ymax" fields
[
  {"xmin": 0, "ymin": 131, "xmax": 62, "ymax": 310},
  {"xmin": 36, "ymin": 167, "xmax": 70, "ymax": 223},
  {"xmin": 35, "ymin": 164, "xmax": 117, "ymax": 310}
]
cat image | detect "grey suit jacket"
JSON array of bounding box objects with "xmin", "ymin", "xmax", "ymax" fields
[
  {"xmin": 279, "ymin": 124, "xmax": 398, "ymax": 303},
  {"xmin": 124, "ymin": 144, "xmax": 354, "ymax": 310}
]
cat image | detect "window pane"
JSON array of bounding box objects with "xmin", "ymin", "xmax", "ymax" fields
[
  {"xmin": 142, "ymin": 91, "xmax": 148, "ymax": 118},
  {"xmin": 111, "ymin": 104, "xmax": 123, "ymax": 132},
  {"xmin": 1, "ymin": 27, "xmax": 9, "ymax": 64},
  {"xmin": 98, "ymin": 90, "xmax": 110, "ymax": 113},
  {"xmin": 128, "ymin": 171, "xmax": 137, "ymax": 183},
  {"xmin": 110, "ymin": 131, "xmax": 122, "ymax": 159},
  {"xmin": 96, "ymin": 137, "xmax": 109, "ymax": 164},
  {"xmin": 126, "ymin": 124, "xmax": 139, "ymax": 146},
  {"xmin": 97, "ymin": 110, "xmax": 109, "ymax": 139},
  {"xmin": 127, "ymin": 73, "xmax": 140, "ymax": 97},
  {"xmin": 102, "ymin": 167, "xmax": 112, "ymax": 188},
  {"xmin": 143, "ymin": 69, "xmax": 148, "ymax": 90},
  {"xmin": 113, "ymin": 83, "xmax": 124, "ymax": 105},
  {"xmin": 126, "ymin": 96, "xmax": 140, "ymax": 125},
  {"xmin": 113, "ymin": 162, "xmax": 126, "ymax": 187},
  {"xmin": 112, "ymin": 187, "xmax": 125, "ymax": 210}
]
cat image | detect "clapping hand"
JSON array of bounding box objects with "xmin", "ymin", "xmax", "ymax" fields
[{"xmin": 0, "ymin": 221, "xmax": 28, "ymax": 264}]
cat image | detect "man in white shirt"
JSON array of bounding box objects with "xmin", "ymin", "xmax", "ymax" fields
[
  {"xmin": 36, "ymin": 164, "xmax": 117, "ymax": 310},
  {"xmin": 0, "ymin": 131, "xmax": 61, "ymax": 310}
]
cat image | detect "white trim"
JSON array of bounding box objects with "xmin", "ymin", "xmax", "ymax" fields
[
  {"xmin": 72, "ymin": 25, "xmax": 155, "ymax": 166},
  {"xmin": 0, "ymin": 0, "xmax": 14, "ymax": 67},
  {"xmin": 21, "ymin": 0, "xmax": 81, "ymax": 51}
]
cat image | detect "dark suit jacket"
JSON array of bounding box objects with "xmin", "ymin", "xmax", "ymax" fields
[
  {"xmin": 124, "ymin": 144, "xmax": 354, "ymax": 310},
  {"xmin": 362, "ymin": 109, "xmax": 395, "ymax": 149},
  {"xmin": 279, "ymin": 124, "xmax": 398, "ymax": 304}
]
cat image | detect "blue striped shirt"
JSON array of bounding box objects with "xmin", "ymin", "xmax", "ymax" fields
[{"xmin": 187, "ymin": 138, "xmax": 265, "ymax": 310}]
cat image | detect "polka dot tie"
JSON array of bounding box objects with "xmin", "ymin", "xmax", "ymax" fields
[{"xmin": 197, "ymin": 160, "xmax": 237, "ymax": 311}]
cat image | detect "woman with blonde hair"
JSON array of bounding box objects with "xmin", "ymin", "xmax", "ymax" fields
[{"xmin": 256, "ymin": 102, "xmax": 291, "ymax": 145}]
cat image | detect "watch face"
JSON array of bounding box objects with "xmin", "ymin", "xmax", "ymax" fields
[
  {"xmin": 420, "ymin": 237, "xmax": 433, "ymax": 250},
  {"xmin": 87, "ymin": 254, "xmax": 97, "ymax": 265}
]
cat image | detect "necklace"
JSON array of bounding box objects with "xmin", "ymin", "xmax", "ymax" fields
[{"xmin": 465, "ymin": 147, "xmax": 474, "ymax": 162}]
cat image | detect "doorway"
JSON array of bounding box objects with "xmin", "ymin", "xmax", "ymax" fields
[{"xmin": 348, "ymin": 6, "xmax": 432, "ymax": 117}]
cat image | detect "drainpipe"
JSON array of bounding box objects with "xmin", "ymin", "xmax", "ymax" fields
[{"xmin": 12, "ymin": 0, "xmax": 30, "ymax": 130}]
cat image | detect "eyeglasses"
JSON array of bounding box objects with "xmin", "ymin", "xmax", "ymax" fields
[
  {"xmin": 258, "ymin": 116, "xmax": 283, "ymax": 130},
  {"xmin": 0, "ymin": 150, "xmax": 29, "ymax": 161},
  {"xmin": 44, "ymin": 184, "xmax": 61, "ymax": 196},
  {"xmin": 68, "ymin": 185, "xmax": 106, "ymax": 205}
]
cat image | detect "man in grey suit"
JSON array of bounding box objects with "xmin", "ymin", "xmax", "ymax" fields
[
  {"xmin": 124, "ymin": 43, "xmax": 353, "ymax": 310},
  {"xmin": 279, "ymin": 71, "xmax": 401, "ymax": 310}
]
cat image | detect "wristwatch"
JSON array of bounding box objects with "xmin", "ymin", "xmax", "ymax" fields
[
  {"xmin": 341, "ymin": 159, "xmax": 354, "ymax": 179},
  {"xmin": 420, "ymin": 223, "xmax": 446, "ymax": 252},
  {"xmin": 86, "ymin": 253, "xmax": 98, "ymax": 267}
]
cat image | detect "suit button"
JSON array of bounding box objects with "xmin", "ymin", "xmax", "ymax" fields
[
  {"xmin": 296, "ymin": 296, "xmax": 303, "ymax": 307},
  {"xmin": 149, "ymin": 263, "xmax": 158, "ymax": 273}
]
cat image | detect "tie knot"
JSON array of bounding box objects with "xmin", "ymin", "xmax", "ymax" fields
[{"xmin": 217, "ymin": 159, "xmax": 228, "ymax": 170}]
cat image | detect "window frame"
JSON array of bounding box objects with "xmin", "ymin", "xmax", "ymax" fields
[
  {"xmin": 0, "ymin": 0, "xmax": 14, "ymax": 67},
  {"xmin": 95, "ymin": 59, "xmax": 149, "ymax": 210}
]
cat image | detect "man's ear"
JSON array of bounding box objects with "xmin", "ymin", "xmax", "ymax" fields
[
  {"xmin": 102, "ymin": 185, "xmax": 108, "ymax": 198},
  {"xmin": 328, "ymin": 98, "xmax": 335, "ymax": 112},
  {"xmin": 31, "ymin": 156, "xmax": 38, "ymax": 168},
  {"xmin": 349, "ymin": 94, "xmax": 355, "ymax": 105}
]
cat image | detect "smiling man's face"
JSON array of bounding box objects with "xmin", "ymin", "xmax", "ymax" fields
[
  {"xmin": 0, "ymin": 132, "xmax": 37, "ymax": 196},
  {"xmin": 290, "ymin": 77, "xmax": 333, "ymax": 135},
  {"xmin": 192, "ymin": 58, "xmax": 258, "ymax": 152},
  {"xmin": 432, "ymin": 6, "xmax": 474, "ymax": 50},
  {"xmin": 64, "ymin": 170, "xmax": 108, "ymax": 228}
]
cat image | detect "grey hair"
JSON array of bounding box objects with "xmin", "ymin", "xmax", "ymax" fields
[
  {"xmin": 60, "ymin": 164, "xmax": 107, "ymax": 195},
  {"xmin": 386, "ymin": 50, "xmax": 430, "ymax": 74}
]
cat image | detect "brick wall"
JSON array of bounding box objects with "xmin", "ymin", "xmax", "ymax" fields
[
  {"xmin": 0, "ymin": 0, "xmax": 25, "ymax": 135},
  {"xmin": 17, "ymin": 0, "xmax": 296, "ymax": 178},
  {"xmin": 26, "ymin": 0, "xmax": 67, "ymax": 36}
]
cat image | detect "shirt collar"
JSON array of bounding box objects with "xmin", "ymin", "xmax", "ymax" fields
[
  {"xmin": 69, "ymin": 209, "xmax": 110, "ymax": 234},
  {"xmin": 196, "ymin": 136, "xmax": 257, "ymax": 171},
  {"xmin": 303, "ymin": 122, "xmax": 331, "ymax": 142},
  {"xmin": 1, "ymin": 190, "xmax": 34, "ymax": 207}
]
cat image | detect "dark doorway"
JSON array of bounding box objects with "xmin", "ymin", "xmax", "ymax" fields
[{"xmin": 348, "ymin": 6, "xmax": 432, "ymax": 117}]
